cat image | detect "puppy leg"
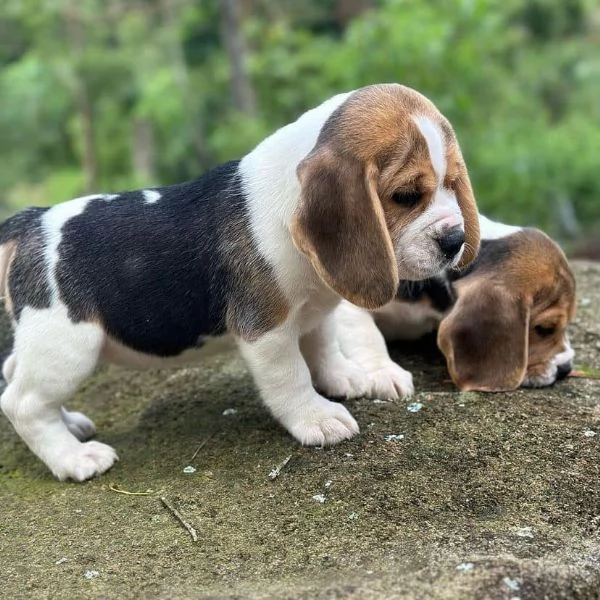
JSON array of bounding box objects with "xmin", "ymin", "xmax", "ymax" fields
[
  {"xmin": 0, "ymin": 305, "xmax": 117, "ymax": 481},
  {"xmin": 238, "ymin": 324, "xmax": 360, "ymax": 446},
  {"xmin": 334, "ymin": 301, "xmax": 414, "ymax": 400},
  {"xmin": 61, "ymin": 407, "xmax": 97, "ymax": 441},
  {"xmin": 300, "ymin": 312, "xmax": 370, "ymax": 399}
]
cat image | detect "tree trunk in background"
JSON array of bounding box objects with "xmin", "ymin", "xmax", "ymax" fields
[
  {"xmin": 220, "ymin": 0, "xmax": 257, "ymax": 116},
  {"xmin": 132, "ymin": 118, "xmax": 156, "ymax": 185},
  {"xmin": 335, "ymin": 0, "xmax": 373, "ymax": 27},
  {"xmin": 64, "ymin": 6, "xmax": 98, "ymax": 192},
  {"xmin": 160, "ymin": 0, "xmax": 211, "ymax": 167}
]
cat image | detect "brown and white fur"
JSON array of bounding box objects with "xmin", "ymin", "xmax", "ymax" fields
[
  {"xmin": 335, "ymin": 215, "xmax": 576, "ymax": 392},
  {"xmin": 0, "ymin": 84, "xmax": 480, "ymax": 480}
]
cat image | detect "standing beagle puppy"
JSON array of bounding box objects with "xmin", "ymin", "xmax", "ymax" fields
[
  {"xmin": 0, "ymin": 84, "xmax": 479, "ymax": 480},
  {"xmin": 335, "ymin": 215, "xmax": 576, "ymax": 392}
]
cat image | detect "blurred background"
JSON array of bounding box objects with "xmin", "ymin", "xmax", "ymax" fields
[{"xmin": 0, "ymin": 0, "xmax": 599, "ymax": 249}]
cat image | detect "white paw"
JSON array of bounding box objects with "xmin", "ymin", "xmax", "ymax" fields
[
  {"xmin": 314, "ymin": 358, "xmax": 370, "ymax": 399},
  {"xmin": 284, "ymin": 396, "xmax": 360, "ymax": 447},
  {"xmin": 51, "ymin": 441, "xmax": 118, "ymax": 482},
  {"xmin": 367, "ymin": 362, "xmax": 414, "ymax": 400},
  {"xmin": 61, "ymin": 408, "xmax": 97, "ymax": 441}
]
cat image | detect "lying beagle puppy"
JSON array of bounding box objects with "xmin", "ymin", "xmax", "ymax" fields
[
  {"xmin": 0, "ymin": 84, "xmax": 480, "ymax": 480},
  {"xmin": 335, "ymin": 215, "xmax": 576, "ymax": 392}
]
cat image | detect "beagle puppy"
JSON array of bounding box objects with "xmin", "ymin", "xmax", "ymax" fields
[
  {"xmin": 0, "ymin": 84, "xmax": 480, "ymax": 480},
  {"xmin": 335, "ymin": 215, "xmax": 576, "ymax": 392}
]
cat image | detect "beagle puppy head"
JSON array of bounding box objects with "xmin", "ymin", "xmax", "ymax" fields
[
  {"xmin": 291, "ymin": 83, "xmax": 480, "ymax": 310},
  {"xmin": 438, "ymin": 228, "xmax": 576, "ymax": 391}
]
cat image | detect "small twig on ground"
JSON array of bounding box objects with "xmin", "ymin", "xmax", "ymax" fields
[
  {"xmin": 160, "ymin": 496, "xmax": 198, "ymax": 542},
  {"xmin": 189, "ymin": 433, "xmax": 214, "ymax": 463},
  {"xmin": 108, "ymin": 483, "xmax": 155, "ymax": 496},
  {"xmin": 268, "ymin": 454, "xmax": 293, "ymax": 480}
]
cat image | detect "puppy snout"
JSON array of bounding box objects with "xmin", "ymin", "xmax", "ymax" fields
[
  {"xmin": 556, "ymin": 361, "xmax": 573, "ymax": 380},
  {"xmin": 437, "ymin": 227, "xmax": 465, "ymax": 260}
]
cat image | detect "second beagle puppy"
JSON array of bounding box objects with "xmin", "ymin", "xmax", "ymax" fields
[
  {"xmin": 0, "ymin": 84, "xmax": 480, "ymax": 480},
  {"xmin": 336, "ymin": 216, "xmax": 576, "ymax": 392}
]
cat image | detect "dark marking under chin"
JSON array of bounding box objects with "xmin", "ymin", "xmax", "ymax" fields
[{"xmin": 397, "ymin": 276, "xmax": 456, "ymax": 312}]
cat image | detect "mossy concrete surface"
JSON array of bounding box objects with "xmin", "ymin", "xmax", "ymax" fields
[{"xmin": 1, "ymin": 261, "xmax": 599, "ymax": 600}]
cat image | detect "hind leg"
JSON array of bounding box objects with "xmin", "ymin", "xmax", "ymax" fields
[
  {"xmin": 3, "ymin": 350, "xmax": 94, "ymax": 440},
  {"xmin": 61, "ymin": 407, "xmax": 97, "ymax": 441},
  {"xmin": 0, "ymin": 304, "xmax": 117, "ymax": 481}
]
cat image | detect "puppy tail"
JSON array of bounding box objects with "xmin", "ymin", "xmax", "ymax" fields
[{"xmin": 0, "ymin": 207, "xmax": 48, "ymax": 296}]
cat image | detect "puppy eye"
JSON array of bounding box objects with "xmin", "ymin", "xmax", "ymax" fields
[
  {"xmin": 534, "ymin": 324, "xmax": 556, "ymax": 337},
  {"xmin": 391, "ymin": 191, "xmax": 423, "ymax": 207}
]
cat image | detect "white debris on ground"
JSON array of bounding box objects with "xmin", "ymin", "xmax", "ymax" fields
[
  {"xmin": 222, "ymin": 408, "xmax": 237, "ymax": 416},
  {"xmin": 407, "ymin": 402, "xmax": 423, "ymax": 412},
  {"xmin": 312, "ymin": 494, "xmax": 326, "ymax": 503},
  {"xmin": 372, "ymin": 399, "xmax": 389, "ymax": 404},
  {"xmin": 456, "ymin": 562, "xmax": 474, "ymax": 572},
  {"xmin": 324, "ymin": 480, "xmax": 332, "ymax": 489},
  {"xmin": 55, "ymin": 558, "xmax": 68, "ymax": 565},
  {"xmin": 182, "ymin": 465, "xmax": 196, "ymax": 474},
  {"xmin": 268, "ymin": 454, "xmax": 292, "ymax": 480},
  {"xmin": 580, "ymin": 297, "xmax": 591, "ymax": 307},
  {"xmin": 348, "ymin": 512, "xmax": 359, "ymax": 520},
  {"xmin": 515, "ymin": 527, "xmax": 534, "ymax": 538},
  {"xmin": 583, "ymin": 430, "xmax": 597, "ymax": 437},
  {"xmin": 503, "ymin": 576, "xmax": 521, "ymax": 591},
  {"xmin": 384, "ymin": 434, "xmax": 404, "ymax": 442},
  {"xmin": 84, "ymin": 570, "xmax": 100, "ymax": 580}
]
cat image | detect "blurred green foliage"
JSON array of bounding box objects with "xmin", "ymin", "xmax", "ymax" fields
[{"xmin": 0, "ymin": 0, "xmax": 598, "ymax": 238}]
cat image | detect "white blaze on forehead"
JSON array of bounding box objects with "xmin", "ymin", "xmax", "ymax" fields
[
  {"xmin": 413, "ymin": 115, "xmax": 446, "ymax": 185},
  {"xmin": 143, "ymin": 189, "xmax": 161, "ymax": 204}
]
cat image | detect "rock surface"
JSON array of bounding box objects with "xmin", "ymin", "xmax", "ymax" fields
[{"xmin": 1, "ymin": 262, "xmax": 599, "ymax": 600}]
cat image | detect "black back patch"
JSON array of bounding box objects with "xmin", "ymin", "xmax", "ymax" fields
[{"xmin": 52, "ymin": 161, "xmax": 285, "ymax": 357}]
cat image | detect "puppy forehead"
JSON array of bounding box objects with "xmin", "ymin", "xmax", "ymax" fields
[
  {"xmin": 412, "ymin": 115, "xmax": 446, "ymax": 182},
  {"xmin": 493, "ymin": 229, "xmax": 576, "ymax": 317},
  {"xmin": 317, "ymin": 84, "xmax": 451, "ymax": 159}
]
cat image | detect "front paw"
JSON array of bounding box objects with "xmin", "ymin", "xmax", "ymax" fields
[
  {"xmin": 50, "ymin": 441, "xmax": 119, "ymax": 482},
  {"xmin": 283, "ymin": 395, "xmax": 360, "ymax": 447},
  {"xmin": 313, "ymin": 358, "xmax": 370, "ymax": 399},
  {"xmin": 367, "ymin": 362, "xmax": 414, "ymax": 400}
]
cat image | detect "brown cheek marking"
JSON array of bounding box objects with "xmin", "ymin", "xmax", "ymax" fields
[
  {"xmin": 378, "ymin": 137, "xmax": 436, "ymax": 244},
  {"xmin": 383, "ymin": 196, "xmax": 430, "ymax": 244},
  {"xmin": 224, "ymin": 216, "xmax": 289, "ymax": 342}
]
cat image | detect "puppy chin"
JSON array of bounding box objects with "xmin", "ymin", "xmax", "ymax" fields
[
  {"xmin": 521, "ymin": 364, "xmax": 557, "ymax": 388},
  {"xmin": 395, "ymin": 251, "xmax": 450, "ymax": 281}
]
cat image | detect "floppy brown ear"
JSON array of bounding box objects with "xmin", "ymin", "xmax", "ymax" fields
[
  {"xmin": 454, "ymin": 166, "xmax": 480, "ymax": 268},
  {"xmin": 437, "ymin": 285, "xmax": 529, "ymax": 391},
  {"xmin": 291, "ymin": 148, "xmax": 399, "ymax": 309}
]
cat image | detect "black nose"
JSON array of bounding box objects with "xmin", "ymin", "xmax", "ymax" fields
[
  {"xmin": 556, "ymin": 362, "xmax": 572, "ymax": 380},
  {"xmin": 438, "ymin": 227, "xmax": 465, "ymax": 260}
]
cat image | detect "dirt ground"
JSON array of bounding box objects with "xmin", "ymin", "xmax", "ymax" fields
[{"xmin": 1, "ymin": 261, "xmax": 599, "ymax": 600}]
